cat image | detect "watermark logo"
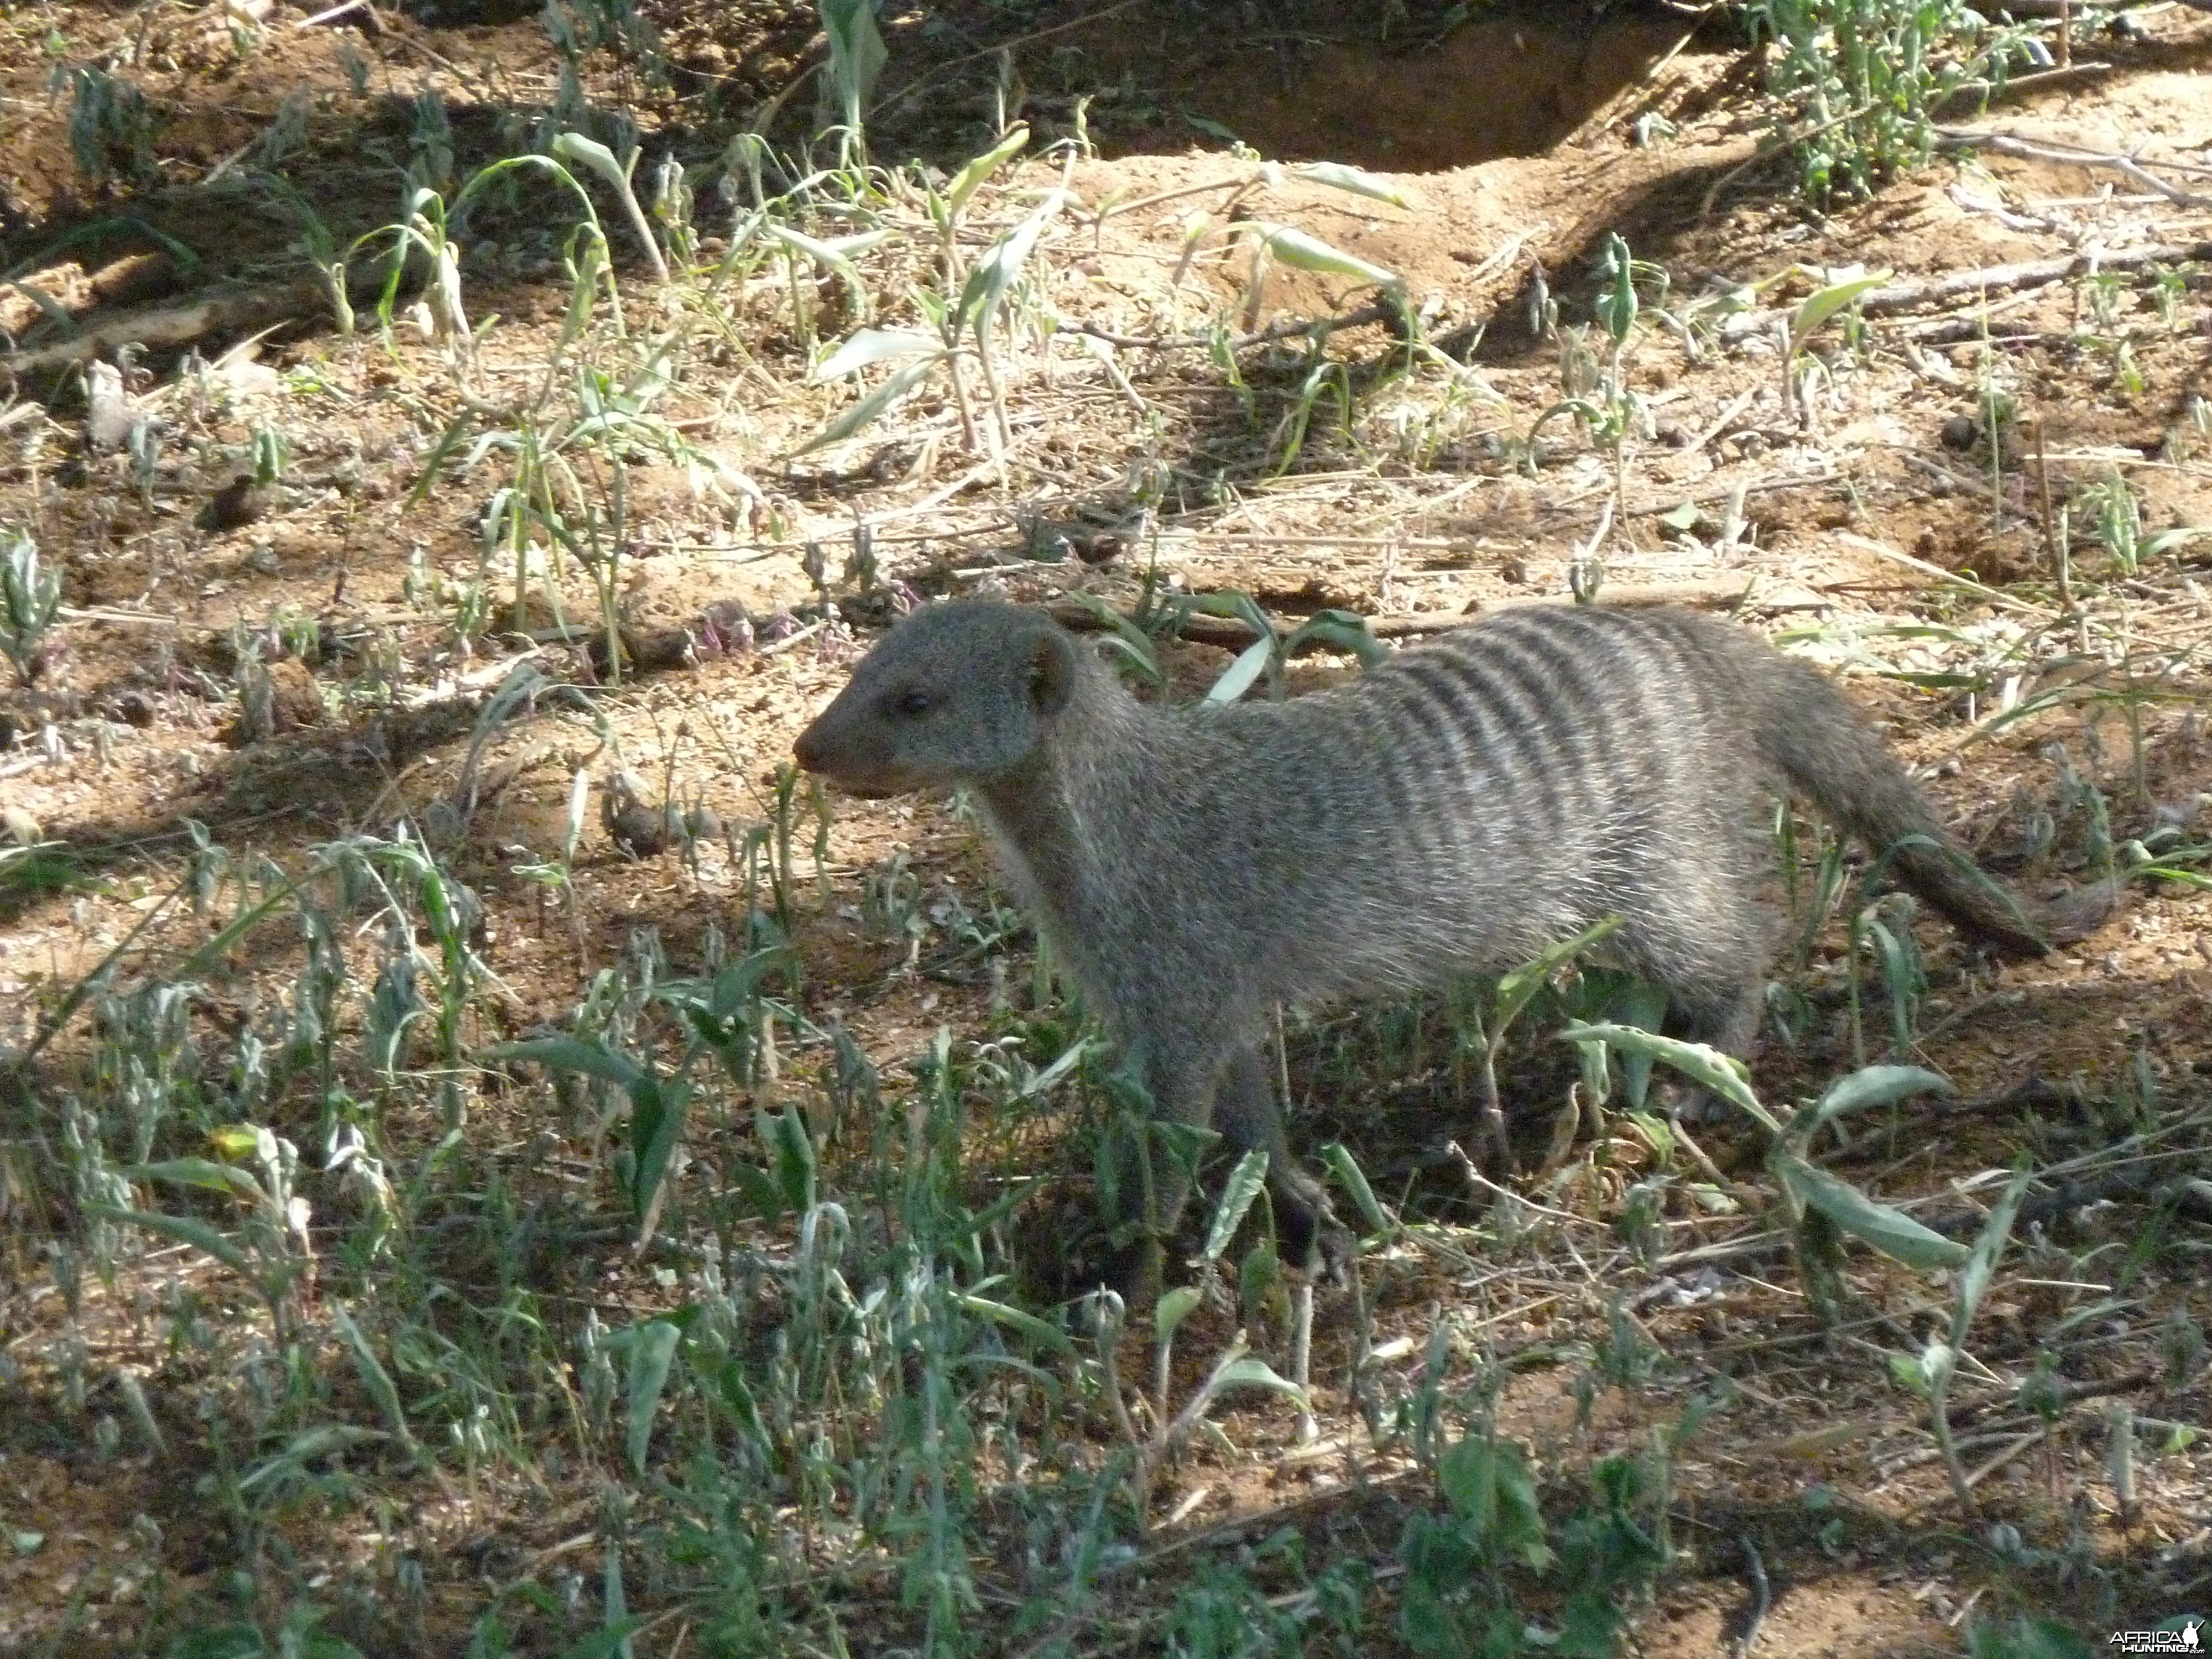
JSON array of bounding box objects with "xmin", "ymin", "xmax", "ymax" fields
[{"xmin": 2109, "ymin": 1616, "xmax": 2205, "ymax": 1654}]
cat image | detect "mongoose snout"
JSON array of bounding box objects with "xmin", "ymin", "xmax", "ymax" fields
[{"xmin": 792, "ymin": 596, "xmax": 2115, "ymax": 1293}]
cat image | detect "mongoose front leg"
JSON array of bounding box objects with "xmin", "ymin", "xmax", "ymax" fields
[{"xmin": 1212, "ymin": 1045, "xmax": 1348, "ymax": 1277}]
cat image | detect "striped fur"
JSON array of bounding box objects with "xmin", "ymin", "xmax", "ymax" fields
[{"xmin": 794, "ymin": 599, "xmax": 2109, "ymax": 1273}]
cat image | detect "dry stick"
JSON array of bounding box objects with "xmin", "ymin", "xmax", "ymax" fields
[
  {"xmin": 1062, "ymin": 296, "xmax": 1400, "ymax": 356},
  {"xmin": 1833, "ymin": 530, "xmax": 2062, "ymax": 621},
  {"xmin": 1855, "ymin": 238, "xmax": 2212, "ymax": 319},
  {"xmin": 2034, "ymin": 420, "xmax": 2074, "ymax": 611},
  {"xmin": 1935, "ymin": 128, "xmax": 2212, "ymax": 210},
  {"xmin": 0, "ymin": 280, "xmax": 329, "ymax": 377}
]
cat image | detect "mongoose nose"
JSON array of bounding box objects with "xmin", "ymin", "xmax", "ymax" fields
[{"xmin": 792, "ymin": 726, "xmax": 822, "ymax": 772}]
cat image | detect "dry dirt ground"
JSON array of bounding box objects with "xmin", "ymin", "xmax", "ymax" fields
[{"xmin": 2, "ymin": 1, "xmax": 2210, "ymax": 1654}]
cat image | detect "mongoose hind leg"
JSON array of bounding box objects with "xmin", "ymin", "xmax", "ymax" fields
[
  {"xmin": 1657, "ymin": 969, "xmax": 1767, "ymax": 1127},
  {"xmin": 1213, "ymin": 1045, "xmax": 1349, "ymax": 1278}
]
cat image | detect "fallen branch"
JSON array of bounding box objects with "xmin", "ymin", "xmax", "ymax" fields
[
  {"xmin": 1856, "ymin": 238, "xmax": 2212, "ymax": 319},
  {"xmin": 1062, "ymin": 296, "xmax": 1401, "ymax": 356},
  {"xmin": 1834, "ymin": 529, "xmax": 2060, "ymax": 620},
  {"xmin": 1, "ymin": 279, "xmax": 328, "ymax": 378},
  {"xmin": 1936, "ymin": 128, "xmax": 2212, "ymax": 210}
]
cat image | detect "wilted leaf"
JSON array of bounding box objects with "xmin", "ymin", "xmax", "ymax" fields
[
  {"xmin": 1201, "ymin": 1150, "xmax": 1269, "ymax": 1261},
  {"xmin": 625, "ymin": 1318, "xmax": 681, "ymax": 1476},
  {"xmin": 811, "ymin": 328, "xmax": 945, "ymax": 382},
  {"xmin": 1289, "ymin": 160, "xmax": 1412, "ymax": 207},
  {"xmin": 1251, "ymin": 223, "xmax": 1404, "ymax": 291},
  {"xmin": 1773, "ymin": 1153, "xmax": 1969, "ymax": 1271}
]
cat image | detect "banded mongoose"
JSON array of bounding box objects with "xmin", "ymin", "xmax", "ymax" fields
[{"xmin": 792, "ymin": 598, "xmax": 2111, "ymax": 1275}]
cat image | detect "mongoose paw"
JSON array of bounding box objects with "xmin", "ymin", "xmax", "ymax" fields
[{"xmin": 1307, "ymin": 1222, "xmax": 1355, "ymax": 1290}]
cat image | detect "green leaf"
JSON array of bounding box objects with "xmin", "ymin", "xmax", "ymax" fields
[
  {"xmin": 119, "ymin": 1157, "xmax": 264, "ymax": 1202},
  {"xmin": 1154, "ymin": 1285, "xmax": 1202, "ymax": 1347},
  {"xmin": 1494, "ymin": 915, "xmax": 1622, "ymax": 1036},
  {"xmin": 1951, "ymin": 1169, "xmax": 2031, "ymax": 1348},
  {"xmin": 627, "ymin": 1067, "xmax": 691, "ymax": 1227},
  {"xmin": 724, "ymin": 1162, "xmax": 787, "ymax": 1223},
  {"xmin": 1251, "ymin": 223, "xmax": 1404, "ymax": 290},
  {"xmin": 1201, "ymin": 1150, "xmax": 1270, "ymax": 1262},
  {"xmin": 1238, "ymin": 1238, "xmax": 1281, "ymax": 1327},
  {"xmin": 955, "ymin": 1292, "xmax": 1075, "ymax": 1357},
  {"xmin": 1783, "ymin": 1064, "xmax": 1952, "ymax": 1146},
  {"xmin": 811, "ymin": 327, "xmax": 946, "ymax": 382},
  {"xmin": 1966, "ymin": 1613, "xmax": 2095, "ymax": 1659},
  {"xmin": 1058, "ymin": 592, "xmax": 1164, "ymax": 684},
  {"xmin": 479, "ymin": 1035, "xmax": 644, "ymax": 1090},
  {"xmin": 1205, "ymin": 635, "xmax": 1275, "ymax": 704},
  {"xmin": 328, "ymin": 1301, "xmax": 416, "ymax": 1453},
  {"xmin": 956, "ymin": 187, "xmax": 1070, "ymax": 341},
  {"xmin": 819, "ymin": 0, "xmax": 888, "ymax": 132},
  {"xmin": 624, "ymin": 1318, "xmax": 681, "ymax": 1477},
  {"xmin": 1288, "ymin": 160, "xmax": 1412, "ymax": 207},
  {"xmin": 764, "ymin": 1102, "xmax": 816, "ymax": 1214},
  {"xmin": 1321, "ymin": 1142, "xmax": 1389, "ymax": 1235},
  {"xmin": 1281, "ymin": 608, "xmax": 1388, "ymax": 667},
  {"xmin": 1193, "ymin": 1353, "xmax": 1309, "ymax": 1415},
  {"xmin": 792, "ymin": 357, "xmax": 941, "ymax": 455},
  {"xmin": 943, "ymin": 124, "xmax": 1029, "ymax": 217},
  {"xmin": 1595, "ymin": 232, "xmax": 1637, "ymax": 344},
  {"xmin": 1885, "ymin": 1346, "xmax": 1933, "ymax": 1400},
  {"xmin": 1787, "ymin": 267, "xmax": 1891, "ymax": 353},
  {"xmin": 1772, "ymin": 1153, "xmax": 1970, "ymax": 1271},
  {"xmin": 2142, "ymin": 526, "xmax": 2211, "ymax": 559},
  {"xmin": 84, "ymin": 1203, "xmax": 252, "ymax": 1280},
  {"xmin": 1554, "ymin": 1022, "xmax": 1773, "ymax": 1131},
  {"xmin": 550, "ymin": 131, "xmax": 630, "ymax": 193}
]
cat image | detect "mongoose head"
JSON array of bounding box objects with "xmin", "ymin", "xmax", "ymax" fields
[{"xmin": 792, "ymin": 600, "xmax": 1079, "ymax": 797}]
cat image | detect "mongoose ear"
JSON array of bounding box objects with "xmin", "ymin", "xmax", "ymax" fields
[{"xmin": 1028, "ymin": 625, "xmax": 1077, "ymax": 716}]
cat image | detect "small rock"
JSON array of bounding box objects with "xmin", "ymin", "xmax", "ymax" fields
[{"xmin": 602, "ymin": 771, "xmax": 677, "ymax": 858}]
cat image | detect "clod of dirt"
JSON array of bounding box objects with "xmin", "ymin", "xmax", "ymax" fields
[
  {"xmin": 602, "ymin": 770, "xmax": 680, "ymax": 858},
  {"xmin": 588, "ymin": 625, "xmax": 696, "ymax": 681},
  {"xmin": 231, "ymin": 658, "xmax": 324, "ymax": 745},
  {"xmin": 198, "ymin": 474, "xmax": 274, "ymax": 533}
]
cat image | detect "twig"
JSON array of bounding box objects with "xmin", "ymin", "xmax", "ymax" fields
[
  {"xmin": 1060, "ymin": 297, "xmax": 1398, "ymax": 356},
  {"xmin": 1936, "ymin": 128, "xmax": 2212, "ymax": 210},
  {"xmin": 1833, "ymin": 530, "xmax": 2062, "ymax": 620},
  {"xmin": 1856, "ymin": 238, "xmax": 2212, "ymax": 318}
]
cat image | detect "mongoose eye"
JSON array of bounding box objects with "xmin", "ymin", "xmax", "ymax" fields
[{"xmin": 890, "ymin": 688, "xmax": 933, "ymax": 718}]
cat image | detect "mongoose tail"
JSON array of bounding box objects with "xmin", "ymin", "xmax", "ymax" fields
[{"xmin": 1751, "ymin": 652, "xmax": 2119, "ymax": 954}]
